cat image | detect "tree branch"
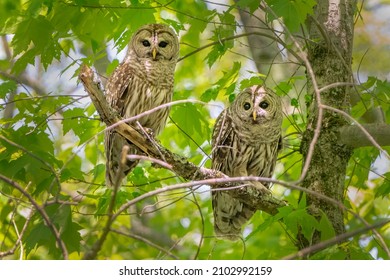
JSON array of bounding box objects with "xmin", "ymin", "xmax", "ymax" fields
[
  {"xmin": 339, "ymin": 123, "xmax": 390, "ymax": 148},
  {"xmin": 78, "ymin": 64, "xmax": 286, "ymax": 213},
  {"xmin": 283, "ymin": 218, "xmax": 390, "ymax": 259},
  {"xmin": 0, "ymin": 175, "xmax": 68, "ymax": 259}
]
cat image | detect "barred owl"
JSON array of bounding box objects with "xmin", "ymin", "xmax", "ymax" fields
[
  {"xmin": 211, "ymin": 85, "xmax": 283, "ymax": 240},
  {"xmin": 105, "ymin": 24, "xmax": 179, "ymax": 187}
]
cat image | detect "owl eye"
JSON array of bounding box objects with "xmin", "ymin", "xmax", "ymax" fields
[
  {"xmin": 243, "ymin": 102, "xmax": 251, "ymax": 110},
  {"xmin": 142, "ymin": 40, "xmax": 151, "ymax": 47},
  {"xmin": 259, "ymin": 101, "xmax": 269, "ymax": 109},
  {"xmin": 159, "ymin": 41, "xmax": 168, "ymax": 48}
]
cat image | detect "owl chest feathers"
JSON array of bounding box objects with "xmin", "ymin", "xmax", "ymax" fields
[
  {"xmin": 216, "ymin": 113, "xmax": 281, "ymax": 180},
  {"xmin": 109, "ymin": 58, "xmax": 175, "ymax": 135},
  {"xmin": 229, "ymin": 129, "xmax": 279, "ymax": 179}
]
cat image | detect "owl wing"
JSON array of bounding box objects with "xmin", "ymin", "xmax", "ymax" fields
[
  {"xmin": 105, "ymin": 62, "xmax": 134, "ymax": 114},
  {"xmin": 211, "ymin": 110, "xmax": 233, "ymax": 172},
  {"xmin": 105, "ymin": 62, "xmax": 139, "ymax": 187}
]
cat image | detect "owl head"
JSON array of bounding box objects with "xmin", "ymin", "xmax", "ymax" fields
[
  {"xmin": 128, "ymin": 23, "xmax": 179, "ymax": 62},
  {"xmin": 232, "ymin": 85, "xmax": 283, "ymax": 128}
]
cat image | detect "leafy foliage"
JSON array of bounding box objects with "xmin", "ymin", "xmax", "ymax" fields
[{"xmin": 0, "ymin": 0, "xmax": 389, "ymax": 260}]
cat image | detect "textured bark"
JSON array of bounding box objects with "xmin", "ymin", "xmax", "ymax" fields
[
  {"xmin": 338, "ymin": 123, "xmax": 390, "ymax": 148},
  {"xmin": 300, "ymin": 0, "xmax": 356, "ymax": 248}
]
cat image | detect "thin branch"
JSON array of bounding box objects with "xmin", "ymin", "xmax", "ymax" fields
[
  {"xmin": 0, "ymin": 70, "xmax": 46, "ymax": 96},
  {"xmin": 82, "ymin": 146, "xmax": 128, "ymax": 260},
  {"xmin": 339, "ymin": 123, "xmax": 390, "ymax": 148},
  {"xmin": 322, "ymin": 105, "xmax": 390, "ymax": 158},
  {"xmin": 283, "ymin": 219, "xmax": 390, "ymax": 260},
  {"xmin": 179, "ymin": 32, "xmax": 302, "ymax": 62},
  {"xmin": 110, "ymin": 228, "xmax": 179, "ymax": 260},
  {"xmin": 0, "ymin": 209, "xmax": 34, "ymax": 259},
  {"xmin": 127, "ymin": 155, "xmax": 173, "ymax": 170},
  {"xmin": 0, "ymin": 175, "xmax": 68, "ymax": 259}
]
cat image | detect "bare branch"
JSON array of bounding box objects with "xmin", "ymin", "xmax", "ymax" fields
[
  {"xmin": 339, "ymin": 123, "xmax": 390, "ymax": 148},
  {"xmin": 322, "ymin": 105, "xmax": 390, "ymax": 158},
  {"xmin": 0, "ymin": 70, "xmax": 46, "ymax": 96},
  {"xmin": 110, "ymin": 228, "xmax": 179, "ymax": 260},
  {"xmin": 0, "ymin": 209, "xmax": 34, "ymax": 259},
  {"xmin": 179, "ymin": 32, "xmax": 302, "ymax": 63},
  {"xmin": 127, "ymin": 155, "xmax": 173, "ymax": 170},
  {"xmin": 283, "ymin": 219, "xmax": 390, "ymax": 259}
]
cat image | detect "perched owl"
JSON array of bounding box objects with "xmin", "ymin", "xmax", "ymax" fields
[
  {"xmin": 105, "ymin": 24, "xmax": 179, "ymax": 187},
  {"xmin": 211, "ymin": 85, "xmax": 283, "ymax": 240}
]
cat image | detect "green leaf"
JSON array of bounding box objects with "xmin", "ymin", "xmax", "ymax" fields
[
  {"xmin": 25, "ymin": 222, "xmax": 55, "ymax": 257},
  {"xmin": 205, "ymin": 12, "xmax": 236, "ymax": 67},
  {"xmin": 12, "ymin": 48, "xmax": 37, "ymax": 74},
  {"xmin": 318, "ymin": 212, "xmax": 336, "ymax": 241},
  {"xmin": 236, "ymin": 0, "xmax": 260, "ymax": 13},
  {"xmin": 201, "ymin": 62, "xmax": 241, "ymax": 102},
  {"xmin": 266, "ymin": 0, "xmax": 316, "ymax": 32},
  {"xmin": 41, "ymin": 41, "xmax": 61, "ymax": 69},
  {"xmin": 11, "ymin": 15, "xmax": 54, "ymax": 55},
  {"xmin": 91, "ymin": 163, "xmax": 106, "ymax": 183},
  {"xmin": 0, "ymin": 80, "xmax": 17, "ymax": 99},
  {"xmin": 311, "ymin": 244, "xmax": 348, "ymax": 260},
  {"xmin": 62, "ymin": 107, "xmax": 102, "ymax": 144},
  {"xmin": 275, "ymin": 80, "xmax": 293, "ymax": 96},
  {"xmin": 96, "ymin": 189, "xmax": 111, "ymax": 216},
  {"xmin": 106, "ymin": 59, "xmax": 120, "ymax": 76},
  {"xmin": 171, "ymin": 103, "xmax": 209, "ymax": 147},
  {"xmin": 290, "ymin": 98, "xmax": 299, "ymax": 108},
  {"xmin": 239, "ymin": 76, "xmax": 265, "ymax": 90},
  {"xmin": 162, "ymin": 19, "xmax": 185, "ymax": 33},
  {"xmin": 283, "ymin": 208, "xmax": 319, "ymax": 239},
  {"xmin": 129, "ymin": 167, "xmax": 149, "ymax": 187},
  {"xmin": 62, "ymin": 108, "xmax": 84, "ymax": 135},
  {"xmin": 375, "ymin": 172, "xmax": 390, "ymax": 198},
  {"xmin": 200, "ymin": 86, "xmax": 219, "ymax": 102}
]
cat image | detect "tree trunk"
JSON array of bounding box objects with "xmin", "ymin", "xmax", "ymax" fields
[{"xmin": 300, "ymin": 0, "xmax": 356, "ymax": 248}]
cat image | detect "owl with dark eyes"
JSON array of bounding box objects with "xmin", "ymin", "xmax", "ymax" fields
[
  {"xmin": 211, "ymin": 85, "xmax": 283, "ymax": 240},
  {"xmin": 104, "ymin": 24, "xmax": 179, "ymax": 187}
]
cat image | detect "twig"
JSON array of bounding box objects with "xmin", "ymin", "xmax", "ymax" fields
[
  {"xmin": 82, "ymin": 146, "xmax": 128, "ymax": 260},
  {"xmin": 322, "ymin": 105, "xmax": 390, "ymax": 159},
  {"xmin": 179, "ymin": 32, "xmax": 301, "ymax": 62},
  {"xmin": 110, "ymin": 228, "xmax": 179, "ymax": 260},
  {"xmin": 0, "ymin": 175, "xmax": 68, "ymax": 259},
  {"xmin": 127, "ymin": 155, "xmax": 173, "ymax": 170},
  {"xmin": 0, "ymin": 209, "xmax": 34, "ymax": 259},
  {"xmin": 283, "ymin": 219, "xmax": 390, "ymax": 259}
]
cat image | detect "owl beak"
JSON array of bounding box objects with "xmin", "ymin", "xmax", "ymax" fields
[
  {"xmin": 252, "ymin": 110, "xmax": 257, "ymax": 121},
  {"xmin": 152, "ymin": 48, "xmax": 157, "ymax": 60}
]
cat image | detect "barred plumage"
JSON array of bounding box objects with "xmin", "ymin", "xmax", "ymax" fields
[
  {"xmin": 105, "ymin": 24, "xmax": 179, "ymax": 187},
  {"xmin": 211, "ymin": 85, "xmax": 283, "ymax": 240}
]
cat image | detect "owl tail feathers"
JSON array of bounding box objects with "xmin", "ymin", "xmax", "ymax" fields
[
  {"xmin": 105, "ymin": 159, "xmax": 138, "ymax": 188},
  {"xmin": 212, "ymin": 192, "xmax": 255, "ymax": 241}
]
